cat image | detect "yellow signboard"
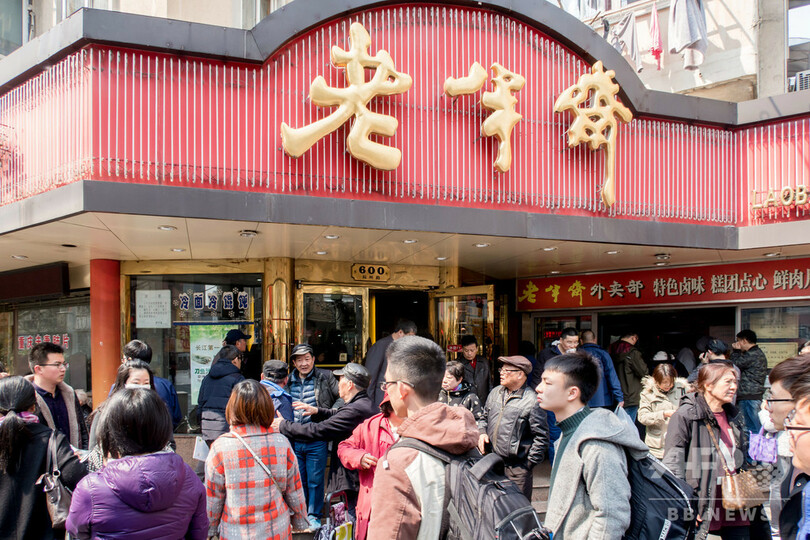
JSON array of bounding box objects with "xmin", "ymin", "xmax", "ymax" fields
[{"xmin": 351, "ymin": 264, "xmax": 391, "ymax": 282}]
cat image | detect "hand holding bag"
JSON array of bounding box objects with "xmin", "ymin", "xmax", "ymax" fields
[
  {"xmin": 747, "ymin": 427, "xmax": 778, "ymax": 463},
  {"xmin": 704, "ymin": 420, "xmax": 767, "ymax": 510},
  {"xmin": 35, "ymin": 432, "xmax": 73, "ymax": 529}
]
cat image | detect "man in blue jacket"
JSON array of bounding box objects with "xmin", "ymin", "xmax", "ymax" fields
[
  {"xmin": 260, "ymin": 359, "xmax": 294, "ymax": 421},
  {"xmin": 580, "ymin": 330, "xmax": 624, "ymax": 410}
]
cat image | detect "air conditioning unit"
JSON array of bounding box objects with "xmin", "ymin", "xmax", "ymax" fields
[{"xmin": 796, "ymin": 70, "xmax": 810, "ymax": 92}]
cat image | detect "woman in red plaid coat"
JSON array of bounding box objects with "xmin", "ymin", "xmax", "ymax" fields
[{"xmin": 205, "ymin": 380, "xmax": 309, "ymax": 539}]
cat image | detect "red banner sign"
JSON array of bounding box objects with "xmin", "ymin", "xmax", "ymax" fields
[
  {"xmin": 447, "ymin": 344, "xmax": 463, "ymax": 353},
  {"xmin": 516, "ymin": 258, "xmax": 810, "ymax": 311}
]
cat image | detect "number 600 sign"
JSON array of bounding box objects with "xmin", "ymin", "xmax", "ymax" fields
[{"xmin": 351, "ymin": 264, "xmax": 391, "ymax": 282}]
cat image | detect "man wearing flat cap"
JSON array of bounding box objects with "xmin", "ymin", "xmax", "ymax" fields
[
  {"xmin": 283, "ymin": 343, "xmax": 340, "ymax": 529},
  {"xmin": 478, "ymin": 355, "xmax": 549, "ymax": 500},
  {"xmin": 260, "ymin": 360, "xmax": 294, "ymax": 421},
  {"xmin": 274, "ymin": 362, "xmax": 377, "ymax": 526}
]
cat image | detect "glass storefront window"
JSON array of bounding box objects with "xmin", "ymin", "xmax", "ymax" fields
[
  {"xmin": 740, "ymin": 305, "xmax": 810, "ymax": 368},
  {"xmin": 130, "ymin": 274, "xmax": 262, "ymax": 429},
  {"xmin": 13, "ymin": 299, "xmax": 92, "ymax": 390},
  {"xmin": 301, "ymin": 291, "xmax": 364, "ymax": 366},
  {"xmin": 432, "ymin": 288, "xmax": 495, "ymax": 359},
  {"xmin": 535, "ymin": 315, "xmax": 592, "ymax": 350}
]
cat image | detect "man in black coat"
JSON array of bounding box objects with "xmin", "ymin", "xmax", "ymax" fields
[
  {"xmin": 274, "ymin": 363, "xmax": 377, "ymax": 524},
  {"xmin": 459, "ymin": 334, "xmax": 491, "ymax": 404},
  {"xmin": 365, "ymin": 319, "xmax": 417, "ymax": 407}
]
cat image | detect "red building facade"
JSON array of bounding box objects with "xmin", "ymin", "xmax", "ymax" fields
[{"xmin": 0, "ymin": 0, "xmax": 808, "ymax": 410}]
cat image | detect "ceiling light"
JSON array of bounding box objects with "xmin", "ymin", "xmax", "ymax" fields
[
  {"xmin": 157, "ymin": 225, "xmax": 177, "ymax": 231},
  {"xmin": 315, "ymin": 251, "xmax": 328, "ymax": 255},
  {"xmin": 605, "ymin": 250, "xmax": 621, "ymax": 255},
  {"xmin": 171, "ymin": 248, "xmax": 186, "ymax": 252},
  {"xmin": 403, "ymin": 239, "xmax": 418, "ymax": 244},
  {"xmin": 655, "ymin": 261, "xmax": 669, "ymax": 266},
  {"xmin": 61, "ymin": 244, "xmax": 77, "ymax": 248},
  {"xmin": 655, "ymin": 253, "xmax": 671, "ymax": 260},
  {"xmin": 474, "ymin": 243, "xmax": 491, "ymax": 248},
  {"xmin": 764, "ymin": 252, "xmax": 780, "ymax": 257},
  {"xmin": 550, "ymin": 270, "xmax": 560, "ymax": 274},
  {"xmin": 11, "ymin": 255, "xmax": 28, "ymax": 260},
  {"xmin": 239, "ymin": 230, "xmax": 258, "ymax": 238},
  {"xmin": 435, "ymin": 256, "xmax": 448, "ymax": 261},
  {"xmin": 324, "ymin": 234, "xmax": 340, "ymax": 240},
  {"xmin": 543, "ymin": 246, "xmax": 557, "ymax": 252}
]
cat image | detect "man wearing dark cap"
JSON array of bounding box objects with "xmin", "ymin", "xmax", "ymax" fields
[
  {"xmin": 260, "ymin": 360, "xmax": 294, "ymax": 421},
  {"xmin": 284, "ymin": 343, "xmax": 340, "ymax": 529},
  {"xmin": 478, "ymin": 355, "xmax": 548, "ymax": 499},
  {"xmin": 274, "ymin": 362, "xmax": 377, "ymax": 527},
  {"xmin": 687, "ymin": 338, "xmax": 732, "ymax": 384},
  {"xmin": 225, "ymin": 328, "xmax": 260, "ymax": 381}
]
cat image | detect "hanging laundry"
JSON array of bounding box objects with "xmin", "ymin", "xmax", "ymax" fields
[
  {"xmin": 610, "ymin": 12, "xmax": 643, "ymax": 73},
  {"xmin": 649, "ymin": 2, "xmax": 663, "ymax": 70},
  {"xmin": 668, "ymin": 0, "xmax": 708, "ymax": 70}
]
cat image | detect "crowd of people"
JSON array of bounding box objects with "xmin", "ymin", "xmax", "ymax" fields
[{"xmin": 1, "ymin": 322, "xmax": 809, "ymax": 540}]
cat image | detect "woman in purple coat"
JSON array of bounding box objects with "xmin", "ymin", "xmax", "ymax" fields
[{"xmin": 66, "ymin": 388, "xmax": 208, "ymax": 539}]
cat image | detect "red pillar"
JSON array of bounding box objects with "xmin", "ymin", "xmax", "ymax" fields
[{"xmin": 90, "ymin": 259, "xmax": 120, "ymax": 409}]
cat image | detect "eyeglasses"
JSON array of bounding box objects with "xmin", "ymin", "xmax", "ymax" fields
[
  {"xmin": 766, "ymin": 397, "xmax": 793, "ymax": 407},
  {"xmin": 41, "ymin": 362, "xmax": 69, "ymax": 370},
  {"xmin": 784, "ymin": 410, "xmax": 810, "ymax": 434},
  {"xmin": 380, "ymin": 380, "xmax": 415, "ymax": 392},
  {"xmin": 498, "ymin": 367, "xmax": 523, "ymax": 374}
]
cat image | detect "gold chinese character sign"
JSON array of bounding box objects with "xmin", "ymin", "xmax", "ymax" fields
[
  {"xmin": 554, "ymin": 61, "xmax": 632, "ymax": 207},
  {"xmin": 280, "ymin": 22, "xmax": 412, "ymax": 170},
  {"xmin": 444, "ymin": 62, "xmax": 525, "ymax": 173}
]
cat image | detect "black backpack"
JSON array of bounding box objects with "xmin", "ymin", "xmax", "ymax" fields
[
  {"xmin": 394, "ymin": 437, "xmax": 550, "ymax": 540},
  {"xmin": 623, "ymin": 451, "xmax": 697, "ymax": 540}
]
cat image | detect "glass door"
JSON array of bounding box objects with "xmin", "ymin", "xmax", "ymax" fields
[
  {"xmin": 429, "ymin": 285, "xmax": 497, "ymax": 360},
  {"xmin": 296, "ymin": 285, "xmax": 368, "ymax": 368}
]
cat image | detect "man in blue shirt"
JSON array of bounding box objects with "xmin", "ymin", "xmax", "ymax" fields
[
  {"xmin": 119, "ymin": 340, "xmax": 183, "ymax": 429},
  {"xmin": 260, "ymin": 359, "xmax": 294, "ymax": 421},
  {"xmin": 580, "ymin": 330, "xmax": 624, "ymax": 410}
]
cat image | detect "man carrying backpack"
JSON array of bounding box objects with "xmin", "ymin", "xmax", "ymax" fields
[
  {"xmin": 537, "ymin": 351, "xmax": 648, "ymax": 539},
  {"xmin": 367, "ymin": 336, "xmax": 479, "ymax": 539}
]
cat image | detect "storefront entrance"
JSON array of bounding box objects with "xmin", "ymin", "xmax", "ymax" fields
[
  {"xmin": 598, "ymin": 307, "xmax": 736, "ymax": 362},
  {"xmin": 534, "ymin": 307, "xmax": 736, "ymax": 370},
  {"xmin": 371, "ymin": 289, "xmax": 429, "ymax": 341}
]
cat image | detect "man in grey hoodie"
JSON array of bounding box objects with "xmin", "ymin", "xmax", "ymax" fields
[{"xmin": 536, "ymin": 351, "xmax": 648, "ymax": 539}]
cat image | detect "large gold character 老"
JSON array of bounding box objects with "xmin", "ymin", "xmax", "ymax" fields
[{"xmin": 280, "ymin": 22, "xmax": 413, "ymax": 170}]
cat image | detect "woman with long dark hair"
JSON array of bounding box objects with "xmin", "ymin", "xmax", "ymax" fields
[
  {"xmin": 84, "ymin": 360, "xmax": 157, "ymax": 470},
  {"xmin": 0, "ymin": 376, "xmax": 86, "ymax": 539},
  {"xmin": 66, "ymin": 388, "xmax": 207, "ymax": 539}
]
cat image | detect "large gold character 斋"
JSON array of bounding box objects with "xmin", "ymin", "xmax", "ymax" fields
[{"xmin": 280, "ymin": 22, "xmax": 413, "ymax": 170}]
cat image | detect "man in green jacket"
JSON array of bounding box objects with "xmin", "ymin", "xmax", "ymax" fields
[{"xmin": 612, "ymin": 332, "xmax": 647, "ymax": 423}]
